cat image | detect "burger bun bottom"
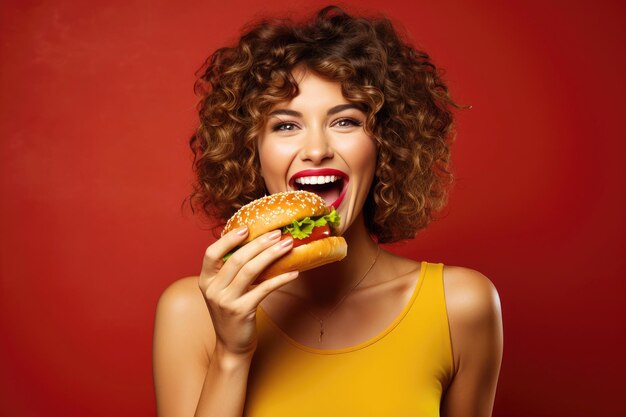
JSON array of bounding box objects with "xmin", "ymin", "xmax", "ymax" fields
[{"xmin": 256, "ymin": 236, "xmax": 347, "ymax": 282}]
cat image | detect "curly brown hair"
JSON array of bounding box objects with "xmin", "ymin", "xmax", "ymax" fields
[{"xmin": 189, "ymin": 5, "xmax": 457, "ymax": 243}]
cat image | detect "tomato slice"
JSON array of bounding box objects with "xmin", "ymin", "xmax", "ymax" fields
[{"xmin": 281, "ymin": 224, "xmax": 331, "ymax": 248}]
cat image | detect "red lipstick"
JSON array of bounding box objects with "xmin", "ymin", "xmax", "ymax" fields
[
  {"xmin": 289, "ymin": 168, "xmax": 348, "ymax": 182},
  {"xmin": 289, "ymin": 169, "xmax": 349, "ymax": 209}
]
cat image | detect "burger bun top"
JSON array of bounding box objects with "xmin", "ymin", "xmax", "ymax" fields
[{"xmin": 222, "ymin": 191, "xmax": 329, "ymax": 244}]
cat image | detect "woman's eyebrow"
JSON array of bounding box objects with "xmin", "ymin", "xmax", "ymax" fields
[
  {"xmin": 327, "ymin": 104, "xmax": 362, "ymax": 115},
  {"xmin": 268, "ymin": 104, "xmax": 362, "ymax": 117},
  {"xmin": 268, "ymin": 109, "xmax": 301, "ymax": 117}
]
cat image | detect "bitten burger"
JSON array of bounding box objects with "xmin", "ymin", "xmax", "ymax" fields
[{"xmin": 222, "ymin": 191, "xmax": 348, "ymax": 282}]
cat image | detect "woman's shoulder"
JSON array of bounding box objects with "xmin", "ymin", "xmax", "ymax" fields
[
  {"xmin": 155, "ymin": 276, "xmax": 215, "ymax": 358},
  {"xmin": 442, "ymin": 266, "xmax": 501, "ymax": 326},
  {"xmin": 157, "ymin": 276, "xmax": 205, "ymax": 314},
  {"xmin": 441, "ymin": 266, "xmax": 503, "ymax": 372}
]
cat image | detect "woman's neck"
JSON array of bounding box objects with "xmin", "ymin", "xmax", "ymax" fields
[{"xmin": 277, "ymin": 213, "xmax": 380, "ymax": 306}]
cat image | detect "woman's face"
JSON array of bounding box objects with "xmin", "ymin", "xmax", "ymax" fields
[{"xmin": 257, "ymin": 70, "xmax": 377, "ymax": 234}]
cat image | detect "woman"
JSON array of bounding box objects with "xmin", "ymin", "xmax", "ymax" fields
[{"xmin": 153, "ymin": 6, "xmax": 503, "ymax": 417}]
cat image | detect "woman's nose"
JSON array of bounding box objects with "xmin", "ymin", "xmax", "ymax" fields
[{"xmin": 299, "ymin": 127, "xmax": 334, "ymax": 164}]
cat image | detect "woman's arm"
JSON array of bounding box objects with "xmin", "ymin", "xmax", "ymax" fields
[
  {"xmin": 153, "ymin": 277, "xmax": 250, "ymax": 417},
  {"xmin": 441, "ymin": 267, "xmax": 504, "ymax": 417},
  {"xmin": 153, "ymin": 228, "xmax": 299, "ymax": 417}
]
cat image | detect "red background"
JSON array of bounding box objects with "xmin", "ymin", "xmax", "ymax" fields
[{"xmin": 1, "ymin": 0, "xmax": 624, "ymax": 416}]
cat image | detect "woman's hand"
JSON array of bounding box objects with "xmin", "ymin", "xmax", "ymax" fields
[{"xmin": 199, "ymin": 226, "xmax": 298, "ymax": 357}]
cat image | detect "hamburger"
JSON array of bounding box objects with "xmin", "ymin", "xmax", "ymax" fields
[{"xmin": 222, "ymin": 191, "xmax": 348, "ymax": 281}]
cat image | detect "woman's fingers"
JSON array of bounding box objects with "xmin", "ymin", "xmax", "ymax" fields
[
  {"xmin": 203, "ymin": 230, "xmax": 285, "ymax": 292},
  {"xmin": 237, "ymin": 270, "xmax": 300, "ymax": 308},
  {"xmin": 200, "ymin": 226, "xmax": 249, "ymax": 277},
  {"xmin": 218, "ymin": 230, "xmax": 280, "ymax": 277},
  {"xmin": 227, "ymin": 237, "xmax": 294, "ymax": 294}
]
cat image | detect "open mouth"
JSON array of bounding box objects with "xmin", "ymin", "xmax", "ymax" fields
[{"xmin": 290, "ymin": 170, "xmax": 349, "ymax": 209}]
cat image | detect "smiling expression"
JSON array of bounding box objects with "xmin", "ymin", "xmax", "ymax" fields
[{"xmin": 257, "ymin": 70, "xmax": 377, "ymax": 234}]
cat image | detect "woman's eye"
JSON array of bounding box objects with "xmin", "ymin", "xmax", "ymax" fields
[
  {"xmin": 333, "ymin": 118, "xmax": 362, "ymax": 128},
  {"xmin": 272, "ymin": 122, "xmax": 298, "ymax": 132}
]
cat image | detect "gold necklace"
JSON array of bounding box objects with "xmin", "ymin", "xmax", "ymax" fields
[{"xmin": 281, "ymin": 246, "xmax": 381, "ymax": 343}]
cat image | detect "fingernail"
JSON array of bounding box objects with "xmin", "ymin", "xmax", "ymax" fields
[
  {"xmin": 267, "ymin": 230, "xmax": 282, "ymax": 240},
  {"xmin": 279, "ymin": 237, "xmax": 293, "ymax": 248},
  {"xmin": 236, "ymin": 226, "xmax": 248, "ymax": 236}
]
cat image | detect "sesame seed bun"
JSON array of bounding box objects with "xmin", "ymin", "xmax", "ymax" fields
[
  {"xmin": 222, "ymin": 191, "xmax": 329, "ymax": 244},
  {"xmin": 222, "ymin": 191, "xmax": 348, "ymax": 281}
]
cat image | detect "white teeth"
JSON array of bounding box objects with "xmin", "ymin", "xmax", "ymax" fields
[{"xmin": 294, "ymin": 175, "xmax": 339, "ymax": 185}]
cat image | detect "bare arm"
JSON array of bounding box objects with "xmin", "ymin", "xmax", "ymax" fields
[
  {"xmin": 153, "ymin": 277, "xmax": 215, "ymax": 416},
  {"xmin": 153, "ymin": 228, "xmax": 299, "ymax": 417},
  {"xmin": 153, "ymin": 278, "xmax": 256, "ymax": 417},
  {"xmin": 441, "ymin": 267, "xmax": 504, "ymax": 417}
]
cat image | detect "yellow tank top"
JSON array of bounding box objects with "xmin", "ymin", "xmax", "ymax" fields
[{"xmin": 244, "ymin": 262, "xmax": 454, "ymax": 416}]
